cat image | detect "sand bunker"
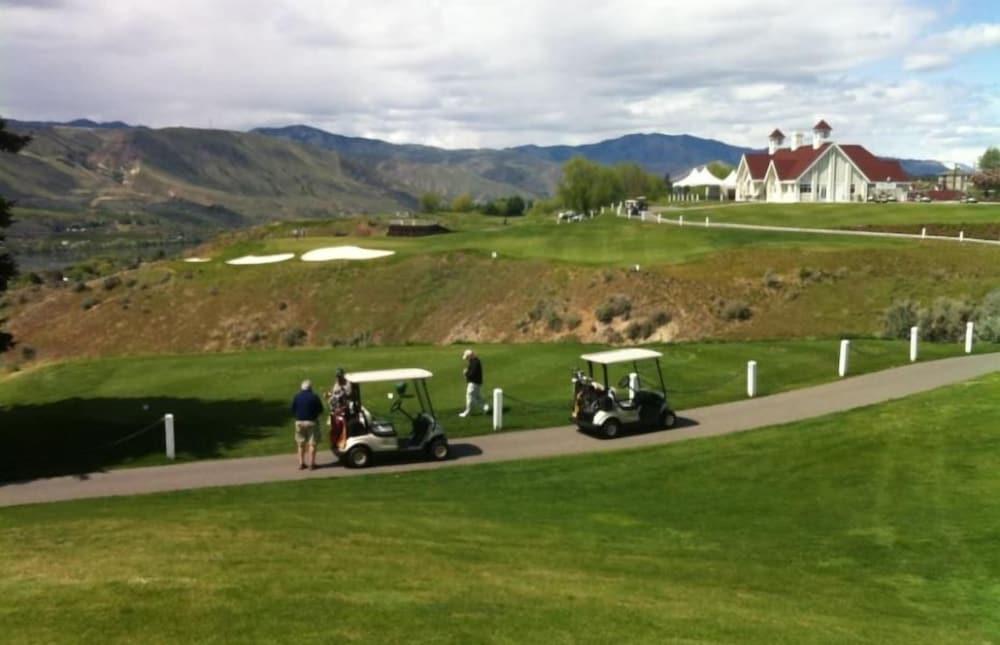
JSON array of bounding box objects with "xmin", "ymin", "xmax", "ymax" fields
[
  {"xmin": 301, "ymin": 246, "xmax": 395, "ymax": 262},
  {"xmin": 183, "ymin": 257, "xmax": 212, "ymax": 263},
  {"xmin": 226, "ymin": 253, "xmax": 295, "ymax": 266}
]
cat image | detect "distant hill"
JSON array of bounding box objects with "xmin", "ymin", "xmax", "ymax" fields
[{"xmin": 9, "ymin": 118, "xmax": 136, "ymax": 130}]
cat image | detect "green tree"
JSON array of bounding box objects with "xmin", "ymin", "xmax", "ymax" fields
[
  {"xmin": 1, "ymin": 118, "xmax": 31, "ymax": 351},
  {"xmin": 450, "ymin": 193, "xmax": 474, "ymax": 212},
  {"xmin": 707, "ymin": 161, "xmax": 734, "ymax": 180},
  {"xmin": 505, "ymin": 195, "xmax": 526, "ymax": 216},
  {"xmin": 557, "ymin": 157, "xmax": 625, "ymax": 213},
  {"xmin": 979, "ymin": 146, "xmax": 1000, "ymax": 171},
  {"xmin": 420, "ymin": 191, "xmax": 442, "ymax": 214}
]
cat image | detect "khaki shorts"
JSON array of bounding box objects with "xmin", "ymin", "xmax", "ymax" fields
[{"xmin": 294, "ymin": 420, "xmax": 320, "ymax": 446}]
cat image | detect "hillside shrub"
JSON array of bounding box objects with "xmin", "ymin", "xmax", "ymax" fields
[
  {"xmin": 713, "ymin": 298, "xmax": 751, "ymax": 321},
  {"xmin": 81, "ymin": 297, "xmax": 99, "ymax": 311},
  {"xmin": 564, "ymin": 313, "xmax": 582, "ymax": 330},
  {"xmin": 546, "ymin": 310, "xmax": 563, "ymax": 332},
  {"xmin": 919, "ymin": 297, "xmax": 976, "ymax": 342},
  {"xmin": 763, "ymin": 269, "xmax": 783, "ymax": 289},
  {"xmin": 282, "ymin": 327, "xmax": 308, "ymax": 347},
  {"xmin": 103, "ymin": 276, "xmax": 122, "ymax": 291},
  {"xmin": 595, "ymin": 295, "xmax": 631, "ymax": 324},
  {"xmin": 976, "ymin": 289, "xmax": 1000, "ymax": 342},
  {"xmin": 626, "ymin": 320, "xmax": 655, "ymax": 341},
  {"xmin": 651, "ymin": 310, "xmax": 672, "ymax": 327},
  {"xmin": 20, "ymin": 345, "xmax": 36, "ymax": 361},
  {"xmin": 882, "ymin": 300, "xmax": 920, "ymax": 339}
]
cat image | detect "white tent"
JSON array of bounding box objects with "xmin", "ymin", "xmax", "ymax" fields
[
  {"xmin": 673, "ymin": 166, "xmax": 725, "ymax": 188},
  {"xmin": 721, "ymin": 170, "xmax": 737, "ymax": 190}
]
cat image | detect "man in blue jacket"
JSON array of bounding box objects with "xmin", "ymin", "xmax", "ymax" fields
[{"xmin": 291, "ymin": 379, "xmax": 324, "ymax": 470}]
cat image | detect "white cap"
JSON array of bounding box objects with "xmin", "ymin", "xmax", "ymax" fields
[
  {"xmin": 462, "ymin": 349, "xmax": 473, "ymax": 360},
  {"xmin": 301, "ymin": 379, "xmax": 312, "ymax": 390}
]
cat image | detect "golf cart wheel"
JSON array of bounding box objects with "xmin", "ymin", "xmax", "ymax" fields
[
  {"xmin": 427, "ymin": 438, "xmax": 450, "ymax": 461},
  {"xmin": 602, "ymin": 419, "xmax": 621, "ymax": 439},
  {"xmin": 660, "ymin": 409, "xmax": 677, "ymax": 429},
  {"xmin": 345, "ymin": 445, "xmax": 372, "ymax": 469}
]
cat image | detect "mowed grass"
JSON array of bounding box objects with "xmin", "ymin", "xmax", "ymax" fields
[
  {"xmin": 2, "ymin": 339, "xmax": 994, "ymax": 480},
  {"xmin": 661, "ymin": 202, "xmax": 1000, "ymax": 230},
  {"xmin": 220, "ymin": 212, "xmax": 916, "ymax": 268},
  {"xmin": 2, "ymin": 373, "xmax": 999, "ymax": 644}
]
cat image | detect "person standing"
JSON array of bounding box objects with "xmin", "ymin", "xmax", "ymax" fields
[
  {"xmin": 459, "ymin": 349, "xmax": 489, "ymax": 417},
  {"xmin": 327, "ymin": 367, "xmax": 355, "ymax": 452},
  {"xmin": 291, "ymin": 379, "xmax": 323, "ymax": 470}
]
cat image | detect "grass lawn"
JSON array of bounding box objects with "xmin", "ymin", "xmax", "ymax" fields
[
  {"xmin": 220, "ymin": 213, "xmax": 916, "ymax": 268},
  {"xmin": 2, "ymin": 339, "xmax": 995, "ymax": 480},
  {"xmin": 659, "ymin": 202, "xmax": 1000, "ymax": 231},
  {"xmin": 2, "ymin": 372, "xmax": 998, "ymax": 643}
]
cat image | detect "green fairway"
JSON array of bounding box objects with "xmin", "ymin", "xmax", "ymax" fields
[
  {"xmin": 221, "ymin": 213, "xmax": 915, "ymax": 268},
  {"xmin": 2, "ymin": 372, "xmax": 998, "ymax": 643},
  {"xmin": 660, "ymin": 202, "xmax": 1000, "ymax": 231},
  {"xmin": 2, "ymin": 340, "xmax": 994, "ymax": 480}
]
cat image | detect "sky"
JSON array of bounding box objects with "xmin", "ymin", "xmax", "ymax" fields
[{"xmin": 1, "ymin": 0, "xmax": 997, "ymax": 165}]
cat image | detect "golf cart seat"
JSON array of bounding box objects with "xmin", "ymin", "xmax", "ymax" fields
[{"xmin": 370, "ymin": 420, "xmax": 397, "ymax": 438}]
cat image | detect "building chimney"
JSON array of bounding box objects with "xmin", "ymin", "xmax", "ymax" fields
[
  {"xmin": 767, "ymin": 128, "xmax": 785, "ymax": 156},
  {"xmin": 812, "ymin": 119, "xmax": 832, "ymax": 149},
  {"xmin": 791, "ymin": 132, "xmax": 804, "ymax": 151}
]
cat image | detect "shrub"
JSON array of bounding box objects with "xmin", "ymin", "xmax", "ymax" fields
[
  {"xmin": 763, "ymin": 269, "xmax": 783, "ymax": 289},
  {"xmin": 124, "ymin": 278, "xmax": 138, "ymax": 288},
  {"xmin": 349, "ymin": 330, "xmax": 373, "ymax": 347},
  {"xmin": 102, "ymin": 276, "xmax": 122, "ymax": 291},
  {"xmin": 278, "ymin": 301, "xmax": 288, "ymax": 311},
  {"xmin": 25, "ymin": 272, "xmax": 43, "ymax": 285},
  {"xmin": 595, "ymin": 295, "xmax": 632, "ymax": 324},
  {"xmin": 976, "ymin": 289, "xmax": 1000, "ymax": 342},
  {"xmin": 626, "ymin": 320, "xmax": 655, "ymax": 341},
  {"xmin": 919, "ymin": 297, "xmax": 976, "ymax": 342},
  {"xmin": 546, "ymin": 311, "xmax": 563, "ymax": 332},
  {"xmin": 713, "ymin": 298, "xmax": 751, "ymax": 321},
  {"xmin": 282, "ymin": 327, "xmax": 308, "ymax": 347},
  {"xmin": 882, "ymin": 300, "xmax": 920, "ymax": 339},
  {"xmin": 604, "ymin": 329, "xmax": 624, "ymax": 344},
  {"xmin": 564, "ymin": 313, "xmax": 582, "ymax": 330},
  {"xmin": 20, "ymin": 345, "xmax": 36, "ymax": 361},
  {"xmin": 81, "ymin": 297, "xmax": 99, "ymax": 310},
  {"xmin": 651, "ymin": 310, "xmax": 672, "ymax": 327}
]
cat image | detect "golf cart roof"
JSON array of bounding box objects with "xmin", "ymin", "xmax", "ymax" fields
[
  {"xmin": 580, "ymin": 348, "xmax": 663, "ymax": 365},
  {"xmin": 345, "ymin": 368, "xmax": 433, "ymax": 384}
]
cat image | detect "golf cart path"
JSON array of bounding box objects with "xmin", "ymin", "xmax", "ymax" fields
[
  {"xmin": 2, "ymin": 353, "xmax": 997, "ymax": 507},
  {"xmin": 646, "ymin": 208, "xmax": 1000, "ymax": 247}
]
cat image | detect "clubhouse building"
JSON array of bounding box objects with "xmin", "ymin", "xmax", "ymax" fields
[{"xmin": 734, "ymin": 121, "xmax": 911, "ymax": 202}]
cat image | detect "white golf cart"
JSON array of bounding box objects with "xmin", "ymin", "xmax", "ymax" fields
[
  {"xmin": 332, "ymin": 368, "xmax": 450, "ymax": 468},
  {"xmin": 571, "ymin": 348, "xmax": 676, "ymax": 438}
]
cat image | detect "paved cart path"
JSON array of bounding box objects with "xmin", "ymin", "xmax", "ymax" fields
[
  {"xmin": 3, "ymin": 353, "xmax": 998, "ymax": 508},
  {"xmin": 646, "ymin": 208, "xmax": 1000, "ymax": 247}
]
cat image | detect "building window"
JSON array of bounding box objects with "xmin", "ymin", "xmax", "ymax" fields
[
  {"xmin": 850, "ymin": 184, "xmax": 855, "ymax": 194},
  {"xmin": 800, "ymin": 183, "xmax": 812, "ymax": 193}
]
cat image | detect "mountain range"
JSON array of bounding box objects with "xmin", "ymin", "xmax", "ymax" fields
[{"xmin": 1, "ymin": 118, "xmax": 954, "ymax": 234}]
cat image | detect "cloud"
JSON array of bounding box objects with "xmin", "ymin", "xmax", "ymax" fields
[
  {"xmin": 904, "ymin": 22, "xmax": 1000, "ymax": 71},
  {"xmin": 0, "ymin": 0, "xmax": 995, "ymax": 163}
]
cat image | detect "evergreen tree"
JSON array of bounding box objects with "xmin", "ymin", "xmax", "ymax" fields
[{"xmin": 0, "ymin": 118, "xmax": 31, "ymax": 351}]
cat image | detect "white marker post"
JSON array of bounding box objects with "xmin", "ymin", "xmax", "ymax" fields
[
  {"xmin": 679, "ymin": 215, "xmax": 684, "ymax": 226},
  {"xmin": 657, "ymin": 213, "xmax": 662, "ymax": 224},
  {"xmin": 165, "ymin": 413, "xmax": 175, "ymax": 460},
  {"xmin": 965, "ymin": 321, "xmax": 974, "ymax": 354},
  {"xmin": 909, "ymin": 326, "xmax": 919, "ymax": 362},
  {"xmin": 705, "ymin": 217, "xmax": 710, "ymax": 227},
  {"xmin": 747, "ymin": 360, "xmax": 758, "ymax": 398},
  {"xmin": 960, "ymin": 230, "xmax": 965, "ymax": 242},
  {"xmin": 921, "ymin": 227, "xmax": 927, "ymax": 239},
  {"xmin": 492, "ymin": 389, "xmax": 503, "ymax": 432},
  {"xmin": 838, "ymin": 340, "xmax": 850, "ymax": 378}
]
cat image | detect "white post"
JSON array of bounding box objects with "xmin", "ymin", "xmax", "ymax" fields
[
  {"xmin": 679, "ymin": 215, "xmax": 684, "ymax": 226},
  {"xmin": 628, "ymin": 372, "xmax": 640, "ymax": 402},
  {"xmin": 705, "ymin": 216, "xmax": 710, "ymax": 227},
  {"xmin": 909, "ymin": 326, "xmax": 919, "ymax": 362},
  {"xmin": 492, "ymin": 388, "xmax": 503, "ymax": 431},
  {"xmin": 657, "ymin": 213, "xmax": 661, "ymax": 224},
  {"xmin": 965, "ymin": 322, "xmax": 974, "ymax": 354},
  {"xmin": 921, "ymin": 227, "xmax": 926, "ymax": 239},
  {"xmin": 960, "ymin": 230, "xmax": 965, "ymax": 242},
  {"xmin": 838, "ymin": 340, "xmax": 850, "ymax": 378},
  {"xmin": 747, "ymin": 360, "xmax": 757, "ymax": 398},
  {"xmin": 165, "ymin": 413, "xmax": 175, "ymax": 460}
]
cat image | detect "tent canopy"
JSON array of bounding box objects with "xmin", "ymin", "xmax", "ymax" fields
[{"xmin": 673, "ymin": 166, "xmax": 725, "ymax": 188}]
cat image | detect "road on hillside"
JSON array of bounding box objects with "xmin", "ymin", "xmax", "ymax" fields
[
  {"xmin": 2, "ymin": 353, "xmax": 997, "ymax": 507},
  {"xmin": 646, "ymin": 208, "xmax": 1000, "ymax": 247}
]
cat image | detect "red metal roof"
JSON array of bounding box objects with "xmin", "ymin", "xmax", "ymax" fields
[
  {"xmin": 839, "ymin": 145, "xmax": 910, "ymax": 182},
  {"xmin": 743, "ymin": 143, "xmax": 909, "ymax": 182},
  {"xmin": 768, "ymin": 128, "xmax": 785, "ymax": 139},
  {"xmin": 812, "ymin": 119, "xmax": 832, "ymax": 132}
]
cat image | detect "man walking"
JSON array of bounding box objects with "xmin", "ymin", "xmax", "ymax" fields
[
  {"xmin": 291, "ymin": 379, "xmax": 323, "ymax": 470},
  {"xmin": 459, "ymin": 349, "xmax": 489, "ymax": 418}
]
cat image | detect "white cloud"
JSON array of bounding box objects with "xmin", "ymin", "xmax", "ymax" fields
[
  {"xmin": 0, "ymin": 0, "xmax": 995, "ymax": 163},
  {"xmin": 904, "ymin": 22, "xmax": 1000, "ymax": 71}
]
